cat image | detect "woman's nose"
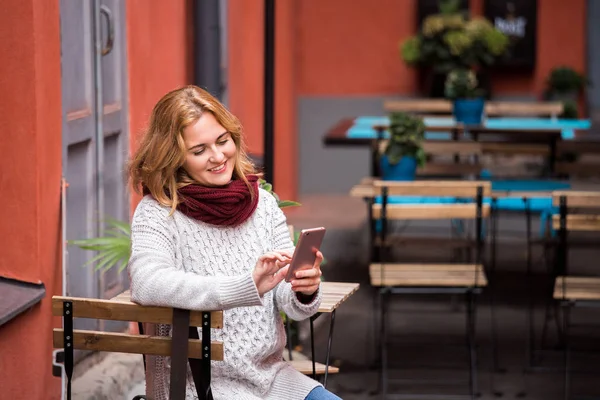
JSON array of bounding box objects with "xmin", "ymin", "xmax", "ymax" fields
[{"xmin": 209, "ymin": 147, "xmax": 225, "ymax": 163}]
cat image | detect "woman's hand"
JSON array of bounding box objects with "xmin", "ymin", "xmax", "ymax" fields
[
  {"xmin": 252, "ymin": 250, "xmax": 292, "ymax": 297},
  {"xmin": 290, "ymin": 250, "xmax": 324, "ymax": 296}
]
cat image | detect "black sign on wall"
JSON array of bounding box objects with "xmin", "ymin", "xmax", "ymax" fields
[
  {"xmin": 484, "ymin": 0, "xmax": 537, "ymax": 68},
  {"xmin": 417, "ymin": 0, "xmax": 470, "ymax": 28}
]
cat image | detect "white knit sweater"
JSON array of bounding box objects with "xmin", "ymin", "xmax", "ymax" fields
[{"xmin": 128, "ymin": 188, "xmax": 323, "ymax": 400}]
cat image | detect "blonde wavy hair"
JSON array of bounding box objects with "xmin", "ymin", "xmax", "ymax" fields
[{"xmin": 129, "ymin": 85, "xmax": 258, "ymax": 214}]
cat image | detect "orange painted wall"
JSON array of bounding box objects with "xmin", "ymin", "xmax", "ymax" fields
[
  {"xmin": 0, "ymin": 0, "xmax": 63, "ymax": 398},
  {"xmin": 127, "ymin": 0, "xmax": 194, "ymax": 210},
  {"xmin": 296, "ymin": 0, "xmax": 586, "ymax": 98},
  {"xmin": 297, "ymin": 0, "xmax": 418, "ymax": 95},
  {"xmin": 228, "ymin": 0, "xmax": 297, "ymax": 202}
]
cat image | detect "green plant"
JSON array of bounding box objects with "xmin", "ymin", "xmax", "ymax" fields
[
  {"xmin": 70, "ymin": 218, "xmax": 131, "ymax": 273},
  {"xmin": 560, "ymin": 99, "xmax": 579, "ymax": 119},
  {"xmin": 258, "ymin": 179, "xmax": 301, "ymax": 208},
  {"xmin": 444, "ymin": 68, "xmax": 485, "ymax": 99},
  {"xmin": 546, "ymin": 66, "xmax": 590, "ymax": 95},
  {"xmin": 399, "ymin": 0, "xmax": 509, "ymax": 73},
  {"xmin": 384, "ymin": 112, "xmax": 426, "ymax": 167}
]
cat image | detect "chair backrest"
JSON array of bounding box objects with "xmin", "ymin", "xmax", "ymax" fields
[
  {"xmin": 52, "ymin": 295, "xmax": 224, "ymax": 358},
  {"xmin": 369, "ymin": 180, "xmax": 489, "ymax": 288},
  {"xmin": 52, "ymin": 295, "xmax": 224, "ymax": 400},
  {"xmin": 484, "ymin": 101, "xmax": 563, "ymax": 118},
  {"xmin": 552, "ymin": 191, "xmax": 600, "ymax": 232}
]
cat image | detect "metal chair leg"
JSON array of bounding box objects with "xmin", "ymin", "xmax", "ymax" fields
[
  {"xmin": 563, "ymin": 302, "xmax": 571, "ymax": 400},
  {"xmin": 380, "ymin": 289, "xmax": 389, "ymax": 400},
  {"xmin": 466, "ymin": 291, "xmax": 479, "ymax": 399}
]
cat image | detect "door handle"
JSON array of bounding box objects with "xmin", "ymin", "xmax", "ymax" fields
[{"xmin": 100, "ymin": 4, "xmax": 114, "ymax": 56}]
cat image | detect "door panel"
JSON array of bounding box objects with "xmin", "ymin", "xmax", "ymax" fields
[{"xmin": 60, "ymin": 0, "xmax": 129, "ymax": 343}]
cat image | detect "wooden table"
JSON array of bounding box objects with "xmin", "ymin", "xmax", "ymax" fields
[{"xmin": 324, "ymin": 117, "xmax": 592, "ymax": 177}]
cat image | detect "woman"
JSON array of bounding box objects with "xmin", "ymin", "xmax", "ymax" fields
[{"xmin": 128, "ymin": 85, "xmax": 341, "ymax": 400}]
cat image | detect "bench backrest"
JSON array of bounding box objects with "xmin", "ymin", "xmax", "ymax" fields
[{"xmin": 53, "ymin": 295, "xmax": 223, "ymax": 400}]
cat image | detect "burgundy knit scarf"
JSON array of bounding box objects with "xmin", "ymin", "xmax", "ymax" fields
[{"xmin": 175, "ymin": 175, "xmax": 259, "ymax": 226}]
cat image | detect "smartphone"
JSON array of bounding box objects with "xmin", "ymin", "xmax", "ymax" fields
[{"xmin": 284, "ymin": 227, "xmax": 326, "ymax": 283}]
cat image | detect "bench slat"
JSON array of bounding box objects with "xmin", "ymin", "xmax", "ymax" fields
[
  {"xmin": 369, "ymin": 263, "xmax": 487, "ymax": 287},
  {"xmin": 53, "ymin": 329, "xmax": 224, "ymax": 361},
  {"xmin": 554, "ymin": 276, "xmax": 600, "ymax": 301},
  {"xmin": 372, "ymin": 204, "xmax": 490, "ymax": 220},
  {"xmin": 290, "ymin": 359, "xmax": 340, "ymax": 375},
  {"xmin": 52, "ymin": 296, "xmax": 223, "ymax": 329}
]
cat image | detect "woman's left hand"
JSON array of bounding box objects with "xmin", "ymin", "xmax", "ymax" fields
[{"xmin": 290, "ymin": 250, "xmax": 324, "ymax": 296}]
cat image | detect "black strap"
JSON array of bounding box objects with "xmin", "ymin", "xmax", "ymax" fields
[
  {"xmin": 188, "ymin": 314, "xmax": 213, "ymax": 400},
  {"xmin": 63, "ymin": 301, "xmax": 74, "ymax": 400},
  {"xmin": 170, "ymin": 308, "xmax": 191, "ymax": 400}
]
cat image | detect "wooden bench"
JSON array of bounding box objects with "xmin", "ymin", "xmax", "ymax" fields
[
  {"xmin": 53, "ymin": 279, "xmax": 360, "ymax": 400},
  {"xmin": 52, "ymin": 295, "xmax": 222, "ymax": 400}
]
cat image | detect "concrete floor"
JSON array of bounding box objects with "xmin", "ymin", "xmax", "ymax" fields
[{"xmin": 287, "ymin": 194, "xmax": 600, "ymax": 400}]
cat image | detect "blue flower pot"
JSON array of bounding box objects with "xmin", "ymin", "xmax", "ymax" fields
[
  {"xmin": 453, "ymin": 98, "xmax": 485, "ymax": 125},
  {"xmin": 380, "ymin": 155, "xmax": 417, "ymax": 181}
]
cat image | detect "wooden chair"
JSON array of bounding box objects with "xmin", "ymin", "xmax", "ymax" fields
[
  {"xmin": 52, "ymin": 295, "xmax": 223, "ymax": 400},
  {"xmin": 366, "ymin": 180, "xmax": 490, "ymax": 399},
  {"xmin": 551, "ymin": 191, "xmax": 600, "ymax": 400}
]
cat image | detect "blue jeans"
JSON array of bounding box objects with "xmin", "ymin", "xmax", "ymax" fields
[{"xmin": 305, "ymin": 386, "xmax": 342, "ymax": 400}]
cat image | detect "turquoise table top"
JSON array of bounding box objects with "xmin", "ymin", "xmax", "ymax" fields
[{"xmin": 348, "ymin": 116, "xmax": 591, "ymax": 140}]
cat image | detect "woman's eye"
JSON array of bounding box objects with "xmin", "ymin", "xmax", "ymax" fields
[
  {"xmin": 218, "ymin": 139, "xmax": 229, "ymax": 146},
  {"xmin": 193, "ymin": 149, "xmax": 205, "ymax": 156}
]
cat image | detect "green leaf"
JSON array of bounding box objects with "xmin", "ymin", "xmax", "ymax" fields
[{"xmin": 278, "ymin": 200, "xmax": 301, "ymax": 208}]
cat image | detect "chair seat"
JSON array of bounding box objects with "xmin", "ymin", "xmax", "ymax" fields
[
  {"xmin": 289, "ymin": 360, "xmax": 339, "ymax": 375},
  {"xmin": 369, "ymin": 263, "xmax": 487, "ymax": 287},
  {"xmin": 554, "ymin": 276, "xmax": 600, "ymax": 301}
]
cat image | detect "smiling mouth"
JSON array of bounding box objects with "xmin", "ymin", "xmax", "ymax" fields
[{"xmin": 208, "ymin": 161, "xmax": 226, "ymax": 172}]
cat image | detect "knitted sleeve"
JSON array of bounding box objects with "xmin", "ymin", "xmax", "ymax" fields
[
  {"xmin": 128, "ymin": 197, "xmax": 263, "ymax": 311},
  {"xmin": 263, "ymin": 191, "xmax": 322, "ymax": 321}
]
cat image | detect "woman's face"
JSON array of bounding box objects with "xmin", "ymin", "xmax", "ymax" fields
[{"xmin": 181, "ymin": 112, "xmax": 237, "ymax": 187}]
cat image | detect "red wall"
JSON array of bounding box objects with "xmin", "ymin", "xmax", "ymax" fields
[
  {"xmin": 297, "ymin": 0, "xmax": 418, "ymax": 95},
  {"xmin": 127, "ymin": 0, "xmax": 194, "ymax": 210},
  {"xmin": 295, "ymin": 0, "xmax": 586, "ymax": 98},
  {"xmin": 0, "ymin": 0, "xmax": 63, "ymax": 398}
]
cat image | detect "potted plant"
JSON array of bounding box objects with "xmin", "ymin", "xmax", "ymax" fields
[
  {"xmin": 400, "ymin": 0, "xmax": 509, "ymax": 97},
  {"xmin": 380, "ymin": 112, "xmax": 426, "ymax": 181},
  {"xmin": 444, "ymin": 68, "xmax": 485, "ymax": 124},
  {"xmin": 544, "ymin": 66, "xmax": 591, "ymax": 119}
]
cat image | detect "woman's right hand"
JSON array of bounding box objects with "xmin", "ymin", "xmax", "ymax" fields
[{"xmin": 252, "ymin": 250, "xmax": 292, "ymax": 297}]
